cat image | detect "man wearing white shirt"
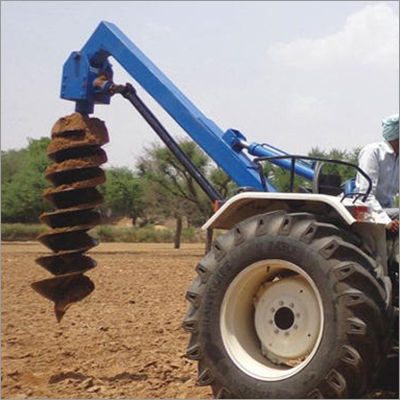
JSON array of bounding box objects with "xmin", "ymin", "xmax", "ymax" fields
[{"xmin": 355, "ymin": 114, "xmax": 399, "ymax": 234}]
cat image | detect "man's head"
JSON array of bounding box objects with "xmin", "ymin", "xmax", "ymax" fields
[{"xmin": 382, "ymin": 114, "xmax": 399, "ymax": 155}]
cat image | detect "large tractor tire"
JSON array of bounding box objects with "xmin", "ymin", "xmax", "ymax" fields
[{"xmin": 183, "ymin": 211, "xmax": 393, "ymax": 398}]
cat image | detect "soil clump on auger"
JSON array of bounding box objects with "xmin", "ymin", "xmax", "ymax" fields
[{"xmin": 32, "ymin": 113, "xmax": 109, "ymax": 322}]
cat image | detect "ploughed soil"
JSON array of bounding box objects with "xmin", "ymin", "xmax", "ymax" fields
[
  {"xmin": 2, "ymin": 242, "xmax": 211, "ymax": 399},
  {"xmin": 1, "ymin": 242, "xmax": 398, "ymax": 399}
]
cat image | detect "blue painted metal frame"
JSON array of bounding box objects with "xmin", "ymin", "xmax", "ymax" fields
[{"xmin": 60, "ymin": 21, "xmax": 316, "ymax": 191}]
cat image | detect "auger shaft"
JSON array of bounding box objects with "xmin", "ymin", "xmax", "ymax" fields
[{"xmin": 32, "ymin": 113, "xmax": 109, "ymax": 321}]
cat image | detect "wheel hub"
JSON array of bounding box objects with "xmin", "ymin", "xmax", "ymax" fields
[
  {"xmin": 253, "ymin": 276, "xmax": 321, "ymax": 364},
  {"xmin": 220, "ymin": 259, "xmax": 324, "ymax": 381}
]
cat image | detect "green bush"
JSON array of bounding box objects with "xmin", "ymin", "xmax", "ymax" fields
[
  {"xmin": 92, "ymin": 225, "xmax": 175, "ymax": 243},
  {"xmin": 134, "ymin": 226, "xmax": 172, "ymax": 243},
  {"xmin": 91, "ymin": 225, "xmax": 118, "ymax": 242},
  {"xmin": 1, "ymin": 223, "xmax": 205, "ymax": 243},
  {"xmin": 181, "ymin": 226, "xmax": 205, "ymax": 242},
  {"xmin": 2, "ymin": 138, "xmax": 52, "ymax": 223},
  {"xmin": 1, "ymin": 223, "xmax": 47, "ymax": 241}
]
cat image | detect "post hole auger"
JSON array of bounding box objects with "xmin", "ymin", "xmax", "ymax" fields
[
  {"xmin": 34, "ymin": 21, "xmax": 396, "ymax": 399},
  {"xmin": 32, "ymin": 113, "xmax": 109, "ymax": 321}
]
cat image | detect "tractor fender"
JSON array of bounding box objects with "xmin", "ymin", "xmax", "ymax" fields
[
  {"xmin": 203, "ymin": 192, "xmax": 360, "ymax": 231},
  {"xmin": 203, "ymin": 192, "xmax": 389, "ymax": 275}
]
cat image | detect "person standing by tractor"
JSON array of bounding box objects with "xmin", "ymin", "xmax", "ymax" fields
[{"xmin": 356, "ymin": 114, "xmax": 399, "ymax": 234}]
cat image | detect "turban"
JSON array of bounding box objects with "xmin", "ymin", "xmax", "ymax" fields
[{"xmin": 382, "ymin": 114, "xmax": 399, "ymax": 141}]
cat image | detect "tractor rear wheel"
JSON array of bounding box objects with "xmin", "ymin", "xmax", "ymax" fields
[{"xmin": 183, "ymin": 211, "xmax": 392, "ymax": 398}]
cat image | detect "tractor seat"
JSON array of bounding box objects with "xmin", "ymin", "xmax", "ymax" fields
[{"xmin": 317, "ymin": 173, "xmax": 342, "ymax": 196}]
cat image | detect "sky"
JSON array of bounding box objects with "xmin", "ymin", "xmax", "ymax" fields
[{"xmin": 1, "ymin": 1, "xmax": 399, "ymax": 171}]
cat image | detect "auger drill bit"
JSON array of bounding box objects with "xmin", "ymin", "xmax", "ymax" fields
[{"xmin": 32, "ymin": 112, "xmax": 109, "ymax": 321}]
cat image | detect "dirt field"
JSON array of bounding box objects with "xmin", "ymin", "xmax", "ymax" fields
[
  {"xmin": 2, "ymin": 242, "xmax": 211, "ymax": 399},
  {"xmin": 1, "ymin": 242, "xmax": 398, "ymax": 399}
]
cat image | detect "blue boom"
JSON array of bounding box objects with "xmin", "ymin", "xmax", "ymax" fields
[{"xmin": 60, "ymin": 21, "xmax": 315, "ymax": 193}]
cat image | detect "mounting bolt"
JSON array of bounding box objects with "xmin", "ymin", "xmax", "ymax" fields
[
  {"xmin": 290, "ymin": 303, "xmax": 294, "ymax": 308},
  {"xmin": 274, "ymin": 329, "xmax": 279, "ymax": 334}
]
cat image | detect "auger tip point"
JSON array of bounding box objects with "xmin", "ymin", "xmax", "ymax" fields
[{"xmin": 55, "ymin": 309, "xmax": 65, "ymax": 323}]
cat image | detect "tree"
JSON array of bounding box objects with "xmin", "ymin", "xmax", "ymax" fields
[
  {"xmin": 98, "ymin": 167, "xmax": 144, "ymax": 223},
  {"xmin": 308, "ymin": 147, "xmax": 361, "ymax": 181},
  {"xmin": 137, "ymin": 140, "xmax": 221, "ymax": 248},
  {"xmin": 1, "ymin": 148, "xmax": 28, "ymax": 184},
  {"xmin": 1, "ymin": 133, "xmax": 364, "ymax": 233},
  {"xmin": 2, "ymin": 137, "xmax": 52, "ymax": 222},
  {"xmin": 1, "ymin": 139, "xmax": 146, "ymax": 225},
  {"xmin": 260, "ymin": 147, "xmax": 362, "ymax": 193},
  {"xmin": 208, "ymin": 166, "xmax": 237, "ymax": 199}
]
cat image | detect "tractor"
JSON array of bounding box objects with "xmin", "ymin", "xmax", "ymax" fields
[{"xmin": 33, "ymin": 22, "xmax": 398, "ymax": 398}]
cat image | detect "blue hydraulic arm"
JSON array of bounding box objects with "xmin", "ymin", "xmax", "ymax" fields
[{"xmin": 61, "ymin": 21, "xmax": 315, "ymax": 192}]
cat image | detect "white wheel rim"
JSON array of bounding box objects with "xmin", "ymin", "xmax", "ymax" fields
[{"xmin": 220, "ymin": 259, "xmax": 324, "ymax": 381}]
